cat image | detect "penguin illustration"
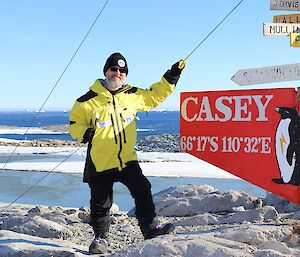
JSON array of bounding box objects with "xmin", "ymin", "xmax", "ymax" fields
[{"xmin": 273, "ymin": 107, "xmax": 300, "ymax": 186}]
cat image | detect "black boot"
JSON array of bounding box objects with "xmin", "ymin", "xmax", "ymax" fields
[
  {"xmin": 89, "ymin": 232, "xmax": 109, "ymax": 254},
  {"xmin": 89, "ymin": 236, "xmax": 108, "ymax": 254},
  {"xmin": 141, "ymin": 223, "xmax": 175, "ymax": 239}
]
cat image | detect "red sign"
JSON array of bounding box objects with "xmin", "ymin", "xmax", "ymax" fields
[{"xmin": 180, "ymin": 88, "xmax": 300, "ymax": 204}]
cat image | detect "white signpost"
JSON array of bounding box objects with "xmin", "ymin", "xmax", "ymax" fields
[
  {"xmin": 263, "ymin": 23, "xmax": 300, "ymax": 36},
  {"xmin": 231, "ymin": 63, "xmax": 300, "ymax": 86},
  {"xmin": 270, "ymin": 0, "xmax": 300, "ymax": 11}
]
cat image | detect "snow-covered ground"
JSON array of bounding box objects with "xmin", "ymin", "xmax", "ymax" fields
[
  {"xmin": 0, "ymin": 127, "xmax": 66, "ymax": 134},
  {"xmin": 0, "ymin": 145, "xmax": 237, "ymax": 179}
]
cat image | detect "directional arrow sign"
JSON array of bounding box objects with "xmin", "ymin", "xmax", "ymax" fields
[
  {"xmin": 290, "ymin": 32, "xmax": 300, "ymax": 46},
  {"xmin": 231, "ymin": 63, "xmax": 300, "ymax": 86},
  {"xmin": 273, "ymin": 13, "xmax": 300, "ymax": 23},
  {"xmin": 263, "ymin": 23, "xmax": 300, "ymax": 36},
  {"xmin": 270, "ymin": 0, "xmax": 300, "ymax": 11}
]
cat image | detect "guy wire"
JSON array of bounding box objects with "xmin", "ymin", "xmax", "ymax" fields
[
  {"xmin": 185, "ymin": 0, "xmax": 245, "ymax": 61},
  {"xmin": 0, "ymin": 0, "xmax": 111, "ymax": 174},
  {"xmin": 0, "ymin": 146, "xmax": 83, "ymax": 213}
]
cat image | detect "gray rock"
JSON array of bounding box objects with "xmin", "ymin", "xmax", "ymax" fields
[
  {"xmin": 232, "ymin": 206, "xmax": 246, "ymax": 212},
  {"xmin": 40, "ymin": 211, "xmax": 69, "ymax": 225},
  {"xmin": 0, "ymin": 230, "xmax": 88, "ymax": 257},
  {"xmin": 149, "ymin": 185, "xmax": 257, "ymax": 216},
  {"xmin": 79, "ymin": 206, "xmax": 89, "ymax": 212},
  {"xmin": 63, "ymin": 209, "xmax": 77, "ymax": 215},
  {"xmin": 47, "ymin": 206, "xmax": 64, "ymax": 212},
  {"xmin": 135, "ymin": 134, "xmax": 181, "ymax": 152},
  {"xmin": 288, "ymin": 210, "xmax": 300, "ymax": 220},
  {"xmin": 258, "ymin": 241, "xmax": 292, "ymax": 255},
  {"xmin": 113, "ymin": 233, "xmax": 256, "ymax": 257},
  {"xmin": 175, "ymin": 206, "xmax": 279, "ymax": 226},
  {"xmin": 214, "ymin": 224, "xmax": 292, "ymax": 246},
  {"xmin": 264, "ymin": 193, "xmax": 300, "ymax": 213},
  {"xmin": 27, "ymin": 205, "xmax": 47, "ymax": 214},
  {"xmin": 174, "ymin": 213, "xmax": 219, "ymax": 226},
  {"xmin": 3, "ymin": 215, "xmax": 73, "ymax": 239},
  {"xmin": 220, "ymin": 206, "xmax": 279, "ymax": 224},
  {"xmin": 78, "ymin": 211, "xmax": 90, "ymax": 223}
]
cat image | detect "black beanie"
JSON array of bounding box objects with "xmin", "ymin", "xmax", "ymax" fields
[{"xmin": 103, "ymin": 52, "xmax": 128, "ymax": 75}]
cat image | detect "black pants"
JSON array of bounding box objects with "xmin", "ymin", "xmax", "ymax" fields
[{"xmin": 88, "ymin": 161, "xmax": 157, "ymax": 238}]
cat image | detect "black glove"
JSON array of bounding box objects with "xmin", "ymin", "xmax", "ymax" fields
[
  {"xmin": 82, "ymin": 128, "xmax": 95, "ymax": 144},
  {"xmin": 170, "ymin": 60, "xmax": 186, "ymax": 76},
  {"xmin": 163, "ymin": 59, "xmax": 186, "ymax": 85}
]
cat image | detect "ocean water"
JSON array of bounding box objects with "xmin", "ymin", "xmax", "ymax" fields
[
  {"xmin": 0, "ymin": 170, "xmax": 265, "ymax": 211},
  {"xmin": 0, "ymin": 110, "xmax": 179, "ymax": 140}
]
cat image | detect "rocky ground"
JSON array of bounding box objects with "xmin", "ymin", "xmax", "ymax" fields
[
  {"xmin": 1, "ymin": 185, "xmax": 300, "ymax": 256},
  {"xmin": 0, "ymin": 133, "xmax": 181, "ymax": 152}
]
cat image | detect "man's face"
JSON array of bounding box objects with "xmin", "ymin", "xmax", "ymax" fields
[{"xmin": 105, "ymin": 66, "xmax": 127, "ymax": 84}]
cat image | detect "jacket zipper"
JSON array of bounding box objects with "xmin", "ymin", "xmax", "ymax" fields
[
  {"xmin": 112, "ymin": 96, "xmax": 123, "ymax": 169},
  {"xmin": 119, "ymin": 113, "xmax": 127, "ymax": 143},
  {"xmin": 110, "ymin": 112, "xmax": 118, "ymax": 144}
]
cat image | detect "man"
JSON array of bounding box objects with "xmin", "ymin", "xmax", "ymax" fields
[{"xmin": 69, "ymin": 52, "xmax": 185, "ymax": 254}]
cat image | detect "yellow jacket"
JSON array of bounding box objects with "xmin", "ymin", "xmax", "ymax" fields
[{"xmin": 69, "ymin": 76, "xmax": 176, "ymax": 181}]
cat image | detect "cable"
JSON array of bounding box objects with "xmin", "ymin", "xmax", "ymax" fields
[
  {"xmin": 0, "ymin": 0, "xmax": 111, "ymax": 174},
  {"xmin": 184, "ymin": 0, "xmax": 245, "ymax": 60},
  {"xmin": 0, "ymin": 145, "xmax": 83, "ymax": 213}
]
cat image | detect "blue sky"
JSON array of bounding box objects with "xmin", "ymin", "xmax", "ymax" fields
[{"xmin": 1, "ymin": 0, "xmax": 299, "ymax": 111}]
